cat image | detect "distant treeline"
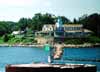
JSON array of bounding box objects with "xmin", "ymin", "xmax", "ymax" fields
[{"xmin": 0, "ymin": 13, "xmax": 100, "ymax": 37}]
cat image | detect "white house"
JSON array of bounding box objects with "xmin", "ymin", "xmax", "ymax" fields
[
  {"xmin": 35, "ymin": 18, "xmax": 92, "ymax": 44},
  {"xmin": 42, "ymin": 24, "xmax": 54, "ymax": 32},
  {"xmin": 11, "ymin": 31, "xmax": 24, "ymax": 35}
]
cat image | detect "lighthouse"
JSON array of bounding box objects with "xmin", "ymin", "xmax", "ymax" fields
[
  {"xmin": 56, "ymin": 17, "xmax": 63, "ymax": 28},
  {"xmin": 54, "ymin": 17, "xmax": 64, "ymax": 43},
  {"xmin": 55, "ymin": 17, "xmax": 64, "ymax": 32}
]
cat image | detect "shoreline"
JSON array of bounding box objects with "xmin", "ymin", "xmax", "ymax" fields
[{"xmin": 0, "ymin": 43, "xmax": 100, "ymax": 48}]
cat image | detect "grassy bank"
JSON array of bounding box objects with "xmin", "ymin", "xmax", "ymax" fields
[
  {"xmin": 0, "ymin": 34, "xmax": 37, "ymax": 45},
  {"xmin": 0, "ymin": 34, "xmax": 100, "ymax": 46},
  {"xmin": 64, "ymin": 35, "xmax": 100, "ymax": 44}
]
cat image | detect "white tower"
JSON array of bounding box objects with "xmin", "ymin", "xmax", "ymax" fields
[{"xmin": 56, "ymin": 17, "xmax": 63, "ymax": 28}]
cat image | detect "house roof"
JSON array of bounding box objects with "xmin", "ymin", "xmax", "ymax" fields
[
  {"xmin": 43, "ymin": 24, "xmax": 83, "ymax": 27},
  {"xmin": 43, "ymin": 24, "xmax": 55, "ymax": 27},
  {"xmin": 63, "ymin": 24, "xmax": 83, "ymax": 27}
]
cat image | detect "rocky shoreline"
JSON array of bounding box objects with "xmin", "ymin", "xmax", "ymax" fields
[
  {"xmin": 0, "ymin": 43, "xmax": 100, "ymax": 48},
  {"xmin": 0, "ymin": 44, "xmax": 44, "ymax": 48},
  {"xmin": 63, "ymin": 43, "xmax": 100, "ymax": 48}
]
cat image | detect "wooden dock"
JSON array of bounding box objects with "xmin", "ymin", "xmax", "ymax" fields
[
  {"xmin": 53, "ymin": 44, "xmax": 63, "ymax": 59},
  {"xmin": 6, "ymin": 63, "xmax": 96, "ymax": 72}
]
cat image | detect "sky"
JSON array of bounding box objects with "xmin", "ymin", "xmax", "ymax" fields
[{"xmin": 0, "ymin": 0, "xmax": 100, "ymax": 22}]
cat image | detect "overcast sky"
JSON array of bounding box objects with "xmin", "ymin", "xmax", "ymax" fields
[{"xmin": 0, "ymin": 0, "xmax": 100, "ymax": 22}]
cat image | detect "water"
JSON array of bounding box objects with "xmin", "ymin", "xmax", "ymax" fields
[
  {"xmin": 0, "ymin": 47, "xmax": 99, "ymax": 72},
  {"xmin": 63, "ymin": 48, "xmax": 100, "ymax": 72},
  {"xmin": 52, "ymin": 48, "xmax": 100, "ymax": 72},
  {"xmin": 0, "ymin": 47, "xmax": 49, "ymax": 72}
]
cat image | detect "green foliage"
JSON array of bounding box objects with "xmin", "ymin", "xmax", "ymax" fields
[
  {"xmin": 8, "ymin": 37, "xmax": 22, "ymax": 44},
  {"xmin": 64, "ymin": 35, "xmax": 100, "ymax": 44},
  {"xmin": 0, "ymin": 21, "xmax": 16, "ymax": 36},
  {"xmin": 87, "ymin": 35, "xmax": 100, "ymax": 43},
  {"xmin": 64, "ymin": 38, "xmax": 84, "ymax": 44},
  {"xmin": 73, "ymin": 18, "xmax": 78, "ymax": 24},
  {"xmin": 18, "ymin": 18, "xmax": 28, "ymax": 30},
  {"xmin": 78, "ymin": 13, "xmax": 100, "ymax": 37},
  {"xmin": 0, "ymin": 13, "xmax": 100, "ymax": 37},
  {"xmin": 3, "ymin": 34, "xmax": 9, "ymax": 42},
  {"xmin": 6, "ymin": 34, "xmax": 36, "ymax": 44},
  {"xmin": 32, "ymin": 13, "xmax": 55, "ymax": 31},
  {"xmin": 58, "ymin": 16, "xmax": 71, "ymax": 24},
  {"xmin": 0, "ymin": 36, "xmax": 4, "ymax": 44}
]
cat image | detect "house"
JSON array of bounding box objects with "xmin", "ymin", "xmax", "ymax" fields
[
  {"xmin": 42, "ymin": 24, "xmax": 54, "ymax": 32},
  {"xmin": 35, "ymin": 17, "xmax": 92, "ymax": 44},
  {"xmin": 11, "ymin": 31, "xmax": 25, "ymax": 38},
  {"xmin": 11, "ymin": 31, "xmax": 24, "ymax": 35},
  {"xmin": 63, "ymin": 24, "xmax": 84, "ymax": 38}
]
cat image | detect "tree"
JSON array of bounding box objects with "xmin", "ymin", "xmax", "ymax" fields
[
  {"xmin": 57, "ymin": 16, "xmax": 71, "ymax": 24},
  {"xmin": 18, "ymin": 18, "xmax": 28, "ymax": 31},
  {"xmin": 27, "ymin": 18, "xmax": 32, "ymax": 28},
  {"xmin": 0, "ymin": 21, "xmax": 15, "ymax": 36},
  {"xmin": 86, "ymin": 13, "xmax": 100, "ymax": 37},
  {"xmin": 32, "ymin": 13, "xmax": 55, "ymax": 31},
  {"xmin": 32, "ymin": 13, "xmax": 43, "ymax": 30},
  {"xmin": 79, "ymin": 13, "xmax": 100, "ymax": 37},
  {"xmin": 73, "ymin": 18, "xmax": 78, "ymax": 24},
  {"xmin": 3, "ymin": 34, "xmax": 9, "ymax": 42},
  {"xmin": 42, "ymin": 13, "xmax": 55, "ymax": 24},
  {"xmin": 0, "ymin": 23, "xmax": 7, "ymax": 35},
  {"xmin": 78, "ymin": 14, "xmax": 88, "ymax": 24}
]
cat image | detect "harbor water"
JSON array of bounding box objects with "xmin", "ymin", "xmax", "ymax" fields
[{"xmin": 0, "ymin": 47, "xmax": 99, "ymax": 72}]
